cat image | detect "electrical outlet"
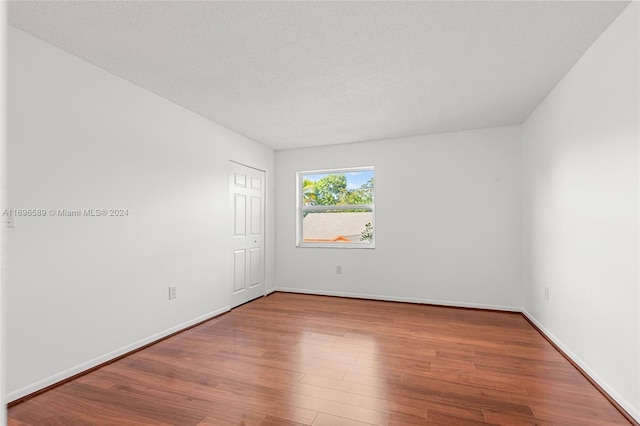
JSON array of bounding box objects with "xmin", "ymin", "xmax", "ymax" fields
[
  {"xmin": 169, "ymin": 285, "xmax": 177, "ymax": 300},
  {"xmin": 544, "ymin": 287, "xmax": 549, "ymax": 301},
  {"xmin": 336, "ymin": 265, "xmax": 342, "ymax": 274}
]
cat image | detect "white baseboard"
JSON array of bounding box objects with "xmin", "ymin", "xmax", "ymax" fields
[
  {"xmin": 273, "ymin": 287, "xmax": 521, "ymax": 312},
  {"xmin": 522, "ymin": 310, "xmax": 639, "ymax": 423},
  {"xmin": 7, "ymin": 306, "xmax": 230, "ymax": 403}
]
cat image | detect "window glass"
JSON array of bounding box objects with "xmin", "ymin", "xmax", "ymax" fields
[{"xmin": 297, "ymin": 168, "xmax": 374, "ymax": 248}]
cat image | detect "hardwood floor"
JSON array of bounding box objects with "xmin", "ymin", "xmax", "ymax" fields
[{"xmin": 8, "ymin": 292, "xmax": 633, "ymax": 425}]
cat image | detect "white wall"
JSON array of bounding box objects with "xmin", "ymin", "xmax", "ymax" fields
[
  {"xmin": 275, "ymin": 126, "xmax": 521, "ymax": 310},
  {"xmin": 521, "ymin": 3, "xmax": 639, "ymax": 420},
  {"xmin": 1, "ymin": 2, "xmax": 7, "ymax": 424},
  {"xmin": 5, "ymin": 27, "xmax": 275, "ymax": 401}
]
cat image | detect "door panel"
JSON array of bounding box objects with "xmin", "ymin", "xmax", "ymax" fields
[
  {"xmin": 234, "ymin": 195, "xmax": 246, "ymax": 235},
  {"xmin": 250, "ymin": 176, "xmax": 261, "ymax": 190},
  {"xmin": 230, "ymin": 162, "xmax": 266, "ymax": 308},
  {"xmin": 234, "ymin": 172, "xmax": 246, "ymax": 187},
  {"xmin": 250, "ymin": 196, "xmax": 261, "ymax": 235},
  {"xmin": 233, "ymin": 250, "xmax": 246, "ymax": 292},
  {"xmin": 249, "ymin": 247, "xmax": 261, "ymax": 286}
]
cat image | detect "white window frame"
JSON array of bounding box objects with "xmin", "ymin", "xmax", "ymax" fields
[{"xmin": 296, "ymin": 166, "xmax": 375, "ymax": 249}]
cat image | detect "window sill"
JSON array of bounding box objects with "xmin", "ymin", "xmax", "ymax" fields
[{"xmin": 297, "ymin": 242, "xmax": 375, "ymax": 249}]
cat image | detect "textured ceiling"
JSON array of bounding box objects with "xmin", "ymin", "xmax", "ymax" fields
[{"xmin": 8, "ymin": 1, "xmax": 630, "ymax": 150}]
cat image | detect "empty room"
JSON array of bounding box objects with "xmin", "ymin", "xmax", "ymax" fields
[{"xmin": 2, "ymin": 1, "xmax": 639, "ymax": 425}]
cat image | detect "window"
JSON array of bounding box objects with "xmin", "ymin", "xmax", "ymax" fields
[{"xmin": 297, "ymin": 167, "xmax": 375, "ymax": 248}]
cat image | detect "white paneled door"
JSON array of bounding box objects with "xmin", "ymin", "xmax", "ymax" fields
[{"xmin": 230, "ymin": 162, "xmax": 266, "ymax": 308}]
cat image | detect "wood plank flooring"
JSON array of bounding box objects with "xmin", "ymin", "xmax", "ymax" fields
[{"xmin": 8, "ymin": 292, "xmax": 633, "ymax": 425}]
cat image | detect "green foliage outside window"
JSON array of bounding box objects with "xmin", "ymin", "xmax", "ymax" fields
[
  {"xmin": 360, "ymin": 222, "xmax": 374, "ymax": 242},
  {"xmin": 303, "ymin": 174, "xmax": 374, "ymax": 207}
]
